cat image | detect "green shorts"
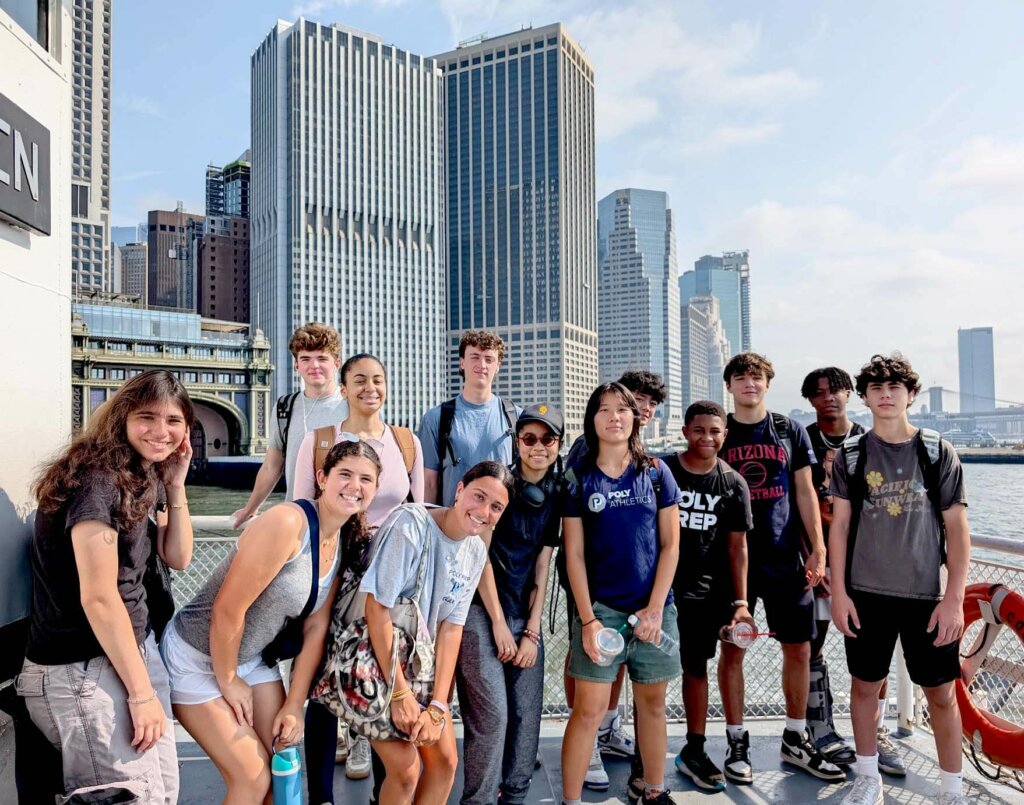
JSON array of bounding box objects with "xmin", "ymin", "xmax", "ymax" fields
[{"xmin": 569, "ymin": 601, "xmax": 681, "ymax": 685}]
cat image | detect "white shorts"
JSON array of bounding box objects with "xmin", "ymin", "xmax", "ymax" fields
[{"xmin": 160, "ymin": 620, "xmax": 283, "ymax": 706}]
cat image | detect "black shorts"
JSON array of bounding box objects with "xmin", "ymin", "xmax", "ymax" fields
[
  {"xmin": 676, "ymin": 596, "xmax": 733, "ymax": 677},
  {"xmin": 748, "ymin": 571, "xmax": 816, "ymax": 645},
  {"xmin": 845, "ymin": 590, "xmax": 960, "ymax": 688}
]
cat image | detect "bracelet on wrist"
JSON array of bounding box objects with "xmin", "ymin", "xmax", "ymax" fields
[
  {"xmin": 168, "ymin": 500, "xmax": 188, "ymax": 510},
  {"xmin": 127, "ymin": 690, "xmax": 156, "ymax": 705},
  {"xmin": 731, "ymin": 599, "xmax": 749, "ymax": 608},
  {"xmin": 428, "ymin": 699, "xmax": 448, "ymax": 715},
  {"xmin": 581, "ymin": 617, "xmax": 599, "ymax": 628},
  {"xmin": 390, "ymin": 687, "xmax": 411, "ymax": 702}
]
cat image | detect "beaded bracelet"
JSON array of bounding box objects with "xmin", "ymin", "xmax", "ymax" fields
[{"xmin": 523, "ymin": 628, "xmax": 541, "ymax": 645}]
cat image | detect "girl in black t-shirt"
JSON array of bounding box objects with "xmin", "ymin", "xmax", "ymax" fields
[{"xmin": 18, "ymin": 370, "xmax": 194, "ymax": 803}]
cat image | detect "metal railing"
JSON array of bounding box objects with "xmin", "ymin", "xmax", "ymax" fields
[{"xmin": 177, "ymin": 519, "xmax": 1024, "ymax": 727}]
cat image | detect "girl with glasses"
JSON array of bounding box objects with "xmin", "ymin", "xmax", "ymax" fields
[
  {"xmin": 456, "ymin": 404, "xmax": 564, "ymax": 804},
  {"xmin": 293, "ymin": 353, "xmax": 425, "ymax": 802}
]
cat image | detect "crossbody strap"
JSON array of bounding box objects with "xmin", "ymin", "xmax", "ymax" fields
[
  {"xmin": 408, "ymin": 507, "xmax": 434, "ymax": 606},
  {"xmin": 294, "ymin": 499, "xmax": 321, "ymax": 620}
]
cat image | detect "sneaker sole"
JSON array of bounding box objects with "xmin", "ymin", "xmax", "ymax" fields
[
  {"xmin": 723, "ymin": 768, "xmax": 753, "ymax": 785},
  {"xmin": 779, "ymin": 752, "xmax": 846, "ymax": 782},
  {"xmin": 345, "ymin": 767, "xmax": 371, "ymax": 780},
  {"xmin": 879, "ymin": 762, "xmax": 907, "ymax": 777},
  {"xmin": 675, "ymin": 755, "xmax": 726, "ymax": 791},
  {"xmin": 583, "ymin": 779, "xmax": 610, "ymax": 792},
  {"xmin": 598, "ymin": 742, "xmax": 635, "ymax": 758}
]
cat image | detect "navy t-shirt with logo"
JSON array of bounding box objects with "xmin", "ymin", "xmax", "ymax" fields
[
  {"xmin": 720, "ymin": 414, "xmax": 815, "ymax": 579},
  {"xmin": 563, "ymin": 459, "xmax": 682, "ymax": 613}
]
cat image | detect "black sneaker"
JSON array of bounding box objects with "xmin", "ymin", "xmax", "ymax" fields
[
  {"xmin": 780, "ymin": 728, "xmax": 846, "ymax": 782},
  {"xmin": 813, "ymin": 727, "xmax": 857, "ymax": 766},
  {"xmin": 640, "ymin": 791, "xmax": 673, "ymax": 804},
  {"xmin": 626, "ymin": 753, "xmax": 645, "ymax": 802},
  {"xmin": 675, "ymin": 745, "xmax": 726, "ymax": 791},
  {"xmin": 724, "ymin": 730, "xmax": 753, "ymax": 784}
]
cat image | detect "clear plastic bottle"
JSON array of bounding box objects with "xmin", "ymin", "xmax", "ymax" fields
[{"xmin": 626, "ymin": 614, "xmax": 679, "ymax": 655}]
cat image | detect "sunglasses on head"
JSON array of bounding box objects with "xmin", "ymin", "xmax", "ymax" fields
[
  {"xmin": 338, "ymin": 431, "xmax": 360, "ymax": 443},
  {"xmin": 519, "ymin": 432, "xmax": 559, "ymax": 447}
]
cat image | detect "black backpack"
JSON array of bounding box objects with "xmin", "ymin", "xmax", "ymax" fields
[
  {"xmin": 436, "ymin": 395, "xmax": 518, "ymax": 494},
  {"xmin": 841, "ymin": 428, "xmax": 946, "ymax": 589},
  {"xmin": 275, "ymin": 391, "xmax": 300, "ymax": 455}
]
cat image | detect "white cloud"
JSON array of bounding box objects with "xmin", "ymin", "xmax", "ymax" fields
[
  {"xmin": 292, "ymin": 0, "xmax": 408, "ymax": 18},
  {"xmin": 930, "ymin": 137, "xmax": 1024, "ymax": 194},
  {"xmin": 118, "ymin": 95, "xmax": 164, "ymax": 118},
  {"xmin": 702, "ymin": 200, "xmax": 1024, "ymax": 409},
  {"xmin": 675, "ymin": 122, "xmax": 782, "ymax": 157}
]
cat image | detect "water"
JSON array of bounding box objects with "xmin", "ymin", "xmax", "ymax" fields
[{"xmin": 188, "ymin": 462, "xmax": 1022, "ymax": 541}]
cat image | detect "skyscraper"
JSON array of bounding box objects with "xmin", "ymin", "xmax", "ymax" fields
[
  {"xmin": 597, "ymin": 189, "xmax": 682, "ymax": 431},
  {"xmin": 146, "ymin": 207, "xmax": 204, "ymax": 309},
  {"xmin": 121, "ymin": 241, "xmax": 148, "ymax": 300},
  {"xmin": 433, "ymin": 24, "xmax": 598, "ymax": 437},
  {"xmin": 198, "ymin": 216, "xmax": 250, "ymax": 323},
  {"xmin": 205, "ymin": 150, "xmax": 251, "ymax": 220},
  {"xmin": 958, "ymin": 327, "xmax": 996, "ymax": 412},
  {"xmin": 687, "ymin": 295, "xmax": 732, "ymax": 413},
  {"xmin": 70, "ymin": 0, "xmax": 112, "ymax": 291},
  {"xmin": 680, "ymin": 250, "xmax": 751, "ymax": 356},
  {"xmin": 252, "ymin": 20, "xmax": 446, "ymax": 427}
]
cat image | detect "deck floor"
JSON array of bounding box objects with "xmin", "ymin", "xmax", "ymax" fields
[{"xmin": 173, "ymin": 719, "xmax": 1024, "ymax": 804}]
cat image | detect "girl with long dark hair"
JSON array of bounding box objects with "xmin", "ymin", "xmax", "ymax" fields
[
  {"xmin": 560, "ymin": 383, "xmax": 682, "ymax": 805},
  {"xmin": 161, "ymin": 440, "xmax": 381, "ymax": 804},
  {"xmin": 19, "ymin": 369, "xmax": 195, "ymax": 803}
]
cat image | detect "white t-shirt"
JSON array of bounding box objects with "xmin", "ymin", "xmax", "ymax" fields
[
  {"xmin": 269, "ymin": 389, "xmax": 349, "ymax": 497},
  {"xmin": 358, "ymin": 504, "xmax": 486, "ymax": 636}
]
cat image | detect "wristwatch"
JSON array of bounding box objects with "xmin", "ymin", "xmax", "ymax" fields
[{"xmin": 731, "ymin": 599, "xmax": 749, "ymax": 608}]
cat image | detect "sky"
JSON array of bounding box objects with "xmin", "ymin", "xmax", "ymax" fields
[{"xmin": 110, "ymin": 0, "xmax": 1024, "ymax": 413}]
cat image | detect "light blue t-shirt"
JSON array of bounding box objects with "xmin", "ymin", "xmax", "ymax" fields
[{"xmin": 418, "ymin": 395, "xmax": 520, "ymax": 506}]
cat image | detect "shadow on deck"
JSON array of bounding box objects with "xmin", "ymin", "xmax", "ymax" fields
[{"xmin": 174, "ymin": 719, "xmax": 1021, "ymax": 804}]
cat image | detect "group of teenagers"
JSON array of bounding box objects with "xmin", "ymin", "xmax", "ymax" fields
[{"xmin": 16, "ymin": 321, "xmax": 972, "ymax": 805}]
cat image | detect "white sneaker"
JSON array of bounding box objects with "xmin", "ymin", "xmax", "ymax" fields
[
  {"xmin": 583, "ymin": 739, "xmax": 609, "ymax": 791},
  {"xmin": 346, "ymin": 734, "xmax": 371, "ymax": 780},
  {"xmin": 935, "ymin": 793, "xmax": 970, "ymax": 805},
  {"xmin": 841, "ymin": 775, "xmax": 883, "ymax": 805},
  {"xmin": 597, "ymin": 714, "xmax": 636, "ymax": 757}
]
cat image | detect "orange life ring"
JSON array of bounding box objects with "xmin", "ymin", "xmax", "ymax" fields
[{"xmin": 956, "ymin": 582, "xmax": 1024, "ymax": 769}]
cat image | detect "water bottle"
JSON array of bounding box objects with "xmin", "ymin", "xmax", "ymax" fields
[
  {"xmin": 271, "ymin": 740, "xmax": 302, "ymax": 805},
  {"xmin": 719, "ymin": 621, "xmax": 757, "ymax": 649},
  {"xmin": 627, "ymin": 614, "xmax": 678, "ymax": 655}
]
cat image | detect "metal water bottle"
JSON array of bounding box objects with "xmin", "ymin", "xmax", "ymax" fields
[{"xmin": 271, "ymin": 740, "xmax": 302, "ymax": 805}]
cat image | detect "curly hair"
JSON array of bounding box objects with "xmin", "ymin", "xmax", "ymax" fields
[
  {"xmin": 314, "ymin": 439, "xmax": 382, "ymax": 574},
  {"xmin": 582, "ymin": 382, "xmax": 651, "ymax": 472},
  {"xmin": 458, "ymin": 330, "xmax": 506, "ymax": 362},
  {"xmin": 723, "ymin": 352, "xmax": 776, "ymax": 384},
  {"xmin": 854, "ymin": 353, "xmax": 921, "ymax": 398},
  {"xmin": 685, "ymin": 400, "xmax": 727, "ymax": 425},
  {"xmin": 801, "ymin": 367, "xmax": 854, "ymax": 400},
  {"xmin": 288, "ymin": 322, "xmax": 342, "ymax": 359},
  {"xmin": 34, "ymin": 370, "xmax": 195, "ymax": 534},
  {"xmin": 617, "ymin": 370, "xmax": 668, "ymax": 404}
]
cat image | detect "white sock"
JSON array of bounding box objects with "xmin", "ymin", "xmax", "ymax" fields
[
  {"xmin": 644, "ymin": 779, "xmax": 666, "ymax": 797},
  {"xmin": 562, "ymin": 799, "xmax": 583, "ymax": 805},
  {"xmin": 877, "ymin": 697, "xmax": 886, "ymax": 730},
  {"xmin": 939, "ymin": 769, "xmax": 963, "ymax": 795},
  {"xmin": 600, "ymin": 709, "xmax": 618, "ymax": 730},
  {"xmin": 785, "ymin": 716, "xmax": 807, "ymax": 734},
  {"xmin": 854, "ymin": 753, "xmax": 880, "ymax": 781},
  {"xmin": 726, "ymin": 723, "xmax": 745, "ymax": 740}
]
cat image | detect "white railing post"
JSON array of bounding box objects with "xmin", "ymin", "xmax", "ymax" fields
[{"xmin": 895, "ymin": 637, "xmax": 915, "ymax": 735}]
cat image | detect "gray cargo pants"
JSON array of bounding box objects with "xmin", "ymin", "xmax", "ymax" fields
[
  {"xmin": 16, "ymin": 633, "xmax": 179, "ymax": 804},
  {"xmin": 456, "ymin": 602, "xmax": 545, "ymax": 805}
]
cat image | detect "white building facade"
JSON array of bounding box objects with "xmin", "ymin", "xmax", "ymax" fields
[{"xmin": 251, "ymin": 19, "xmax": 447, "ymax": 427}]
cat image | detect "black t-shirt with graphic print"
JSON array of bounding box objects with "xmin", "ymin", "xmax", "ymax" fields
[
  {"xmin": 662, "ymin": 454, "xmax": 753, "ymax": 602},
  {"xmin": 807, "ymin": 421, "xmax": 866, "ymax": 540}
]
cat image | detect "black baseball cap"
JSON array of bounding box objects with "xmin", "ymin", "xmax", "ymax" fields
[{"xmin": 517, "ymin": 403, "xmax": 564, "ymax": 437}]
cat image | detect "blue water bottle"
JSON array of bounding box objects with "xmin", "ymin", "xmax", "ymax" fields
[{"xmin": 271, "ymin": 738, "xmax": 302, "ymax": 805}]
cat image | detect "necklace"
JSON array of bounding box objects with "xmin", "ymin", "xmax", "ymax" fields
[
  {"xmin": 817, "ymin": 425, "xmax": 852, "ymax": 450},
  {"xmin": 302, "ymin": 389, "xmax": 336, "ymax": 433}
]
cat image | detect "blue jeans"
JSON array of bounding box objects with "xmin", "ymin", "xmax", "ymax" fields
[{"xmin": 456, "ymin": 602, "xmax": 545, "ymax": 805}]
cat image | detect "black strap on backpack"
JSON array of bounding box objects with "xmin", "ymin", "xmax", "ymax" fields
[
  {"xmin": 843, "ymin": 429, "xmax": 946, "ymax": 591},
  {"xmin": 769, "ymin": 412, "xmax": 793, "ymax": 466},
  {"xmin": 276, "ymin": 392, "xmax": 300, "ymax": 455},
  {"xmin": 437, "ymin": 395, "xmax": 518, "ymax": 495}
]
